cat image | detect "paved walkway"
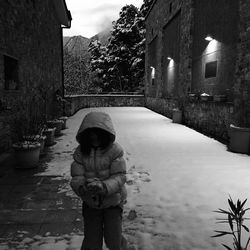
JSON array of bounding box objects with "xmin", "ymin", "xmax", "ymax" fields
[
  {"xmin": 0, "ymin": 141, "xmax": 83, "ymax": 247},
  {"xmin": 1, "ymin": 107, "xmax": 250, "ymax": 250}
]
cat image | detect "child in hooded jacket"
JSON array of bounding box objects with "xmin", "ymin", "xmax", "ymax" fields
[{"xmin": 70, "ymin": 111, "xmax": 127, "ymax": 250}]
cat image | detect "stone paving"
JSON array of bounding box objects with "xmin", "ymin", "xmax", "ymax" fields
[
  {"xmin": 0, "ymin": 135, "xmax": 83, "ymax": 245},
  {"xmin": 2, "ymin": 107, "xmax": 250, "ymax": 250}
]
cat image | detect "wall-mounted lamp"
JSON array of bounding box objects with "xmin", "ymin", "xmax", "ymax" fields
[
  {"xmin": 167, "ymin": 57, "xmax": 172, "ymax": 60},
  {"xmin": 205, "ymin": 34, "xmax": 213, "ymax": 41},
  {"xmin": 150, "ymin": 66, "xmax": 155, "ymax": 79}
]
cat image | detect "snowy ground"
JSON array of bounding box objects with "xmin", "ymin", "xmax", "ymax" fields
[{"xmin": 2, "ymin": 106, "xmax": 250, "ymax": 250}]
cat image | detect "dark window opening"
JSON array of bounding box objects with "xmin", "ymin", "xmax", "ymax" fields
[
  {"xmin": 205, "ymin": 61, "xmax": 217, "ymax": 78},
  {"xmin": 169, "ymin": 3, "xmax": 173, "ymax": 13},
  {"xmin": 4, "ymin": 55, "xmax": 19, "ymax": 90}
]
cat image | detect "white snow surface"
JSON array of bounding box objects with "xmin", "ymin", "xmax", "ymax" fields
[{"xmin": 31, "ymin": 107, "xmax": 250, "ymax": 249}]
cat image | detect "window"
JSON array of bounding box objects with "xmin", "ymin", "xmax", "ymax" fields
[
  {"xmin": 205, "ymin": 61, "xmax": 217, "ymax": 78},
  {"xmin": 4, "ymin": 55, "xmax": 19, "ymax": 90}
]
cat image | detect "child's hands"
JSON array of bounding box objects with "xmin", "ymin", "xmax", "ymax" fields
[
  {"xmin": 78, "ymin": 185, "xmax": 87, "ymax": 196},
  {"xmin": 86, "ymin": 180, "xmax": 107, "ymax": 195}
]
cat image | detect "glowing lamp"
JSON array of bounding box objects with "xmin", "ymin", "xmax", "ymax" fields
[
  {"xmin": 205, "ymin": 35, "xmax": 213, "ymax": 41},
  {"xmin": 167, "ymin": 57, "xmax": 172, "ymax": 60}
]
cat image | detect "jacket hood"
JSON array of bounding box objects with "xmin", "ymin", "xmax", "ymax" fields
[{"xmin": 76, "ymin": 111, "xmax": 116, "ymax": 143}]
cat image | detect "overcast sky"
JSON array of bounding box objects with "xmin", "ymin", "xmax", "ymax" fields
[{"xmin": 63, "ymin": 0, "xmax": 144, "ymax": 38}]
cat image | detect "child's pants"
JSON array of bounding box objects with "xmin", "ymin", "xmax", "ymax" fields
[{"xmin": 81, "ymin": 203, "xmax": 123, "ymax": 250}]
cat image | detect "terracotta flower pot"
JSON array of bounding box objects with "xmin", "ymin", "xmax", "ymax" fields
[
  {"xmin": 13, "ymin": 141, "xmax": 41, "ymax": 168},
  {"xmin": 228, "ymin": 124, "xmax": 250, "ymax": 154},
  {"xmin": 200, "ymin": 95, "xmax": 213, "ymax": 101},
  {"xmin": 188, "ymin": 94, "xmax": 198, "ymax": 102},
  {"xmin": 47, "ymin": 120, "xmax": 64, "ymax": 136},
  {"xmin": 43, "ymin": 127, "xmax": 56, "ymax": 146},
  {"xmin": 58, "ymin": 116, "xmax": 68, "ymax": 130},
  {"xmin": 214, "ymin": 95, "xmax": 227, "ymax": 102},
  {"xmin": 23, "ymin": 135, "xmax": 47, "ymax": 156},
  {"xmin": 37, "ymin": 135, "xmax": 47, "ymax": 155},
  {"xmin": 172, "ymin": 109, "xmax": 182, "ymax": 124}
]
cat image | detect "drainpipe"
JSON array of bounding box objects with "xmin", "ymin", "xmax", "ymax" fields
[
  {"xmin": 61, "ymin": 27, "xmax": 68, "ymax": 115},
  {"xmin": 60, "ymin": 28, "xmax": 65, "ymax": 99},
  {"xmin": 61, "ymin": 11, "xmax": 71, "ymax": 115}
]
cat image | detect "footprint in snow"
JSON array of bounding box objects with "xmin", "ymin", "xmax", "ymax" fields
[{"xmin": 126, "ymin": 166, "xmax": 151, "ymax": 194}]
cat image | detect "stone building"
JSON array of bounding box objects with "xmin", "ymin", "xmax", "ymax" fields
[
  {"xmin": 145, "ymin": 0, "xmax": 250, "ymax": 142},
  {"xmin": 0, "ymin": 0, "xmax": 71, "ymax": 153}
]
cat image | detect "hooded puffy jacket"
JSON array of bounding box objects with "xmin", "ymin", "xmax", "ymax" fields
[{"xmin": 70, "ymin": 111, "xmax": 127, "ymax": 209}]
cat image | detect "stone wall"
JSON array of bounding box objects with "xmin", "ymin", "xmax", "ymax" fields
[
  {"xmin": 191, "ymin": 0, "xmax": 238, "ymax": 97},
  {"xmin": 145, "ymin": 97, "xmax": 177, "ymax": 118},
  {"xmin": 0, "ymin": 113, "xmax": 12, "ymax": 152},
  {"xmin": 145, "ymin": 0, "xmax": 193, "ymax": 99},
  {"xmin": 146, "ymin": 96, "xmax": 234, "ymax": 142},
  {"xmin": 0, "ymin": 0, "xmax": 64, "ymax": 152},
  {"xmin": 145, "ymin": 0, "xmax": 250, "ymax": 142},
  {"xmin": 233, "ymin": 0, "xmax": 250, "ymax": 126},
  {"xmin": 184, "ymin": 101, "xmax": 234, "ymax": 142},
  {"xmin": 65, "ymin": 95, "xmax": 145, "ymax": 116}
]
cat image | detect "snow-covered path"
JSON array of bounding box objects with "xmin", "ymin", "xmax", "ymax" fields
[{"xmin": 44, "ymin": 107, "xmax": 250, "ymax": 250}]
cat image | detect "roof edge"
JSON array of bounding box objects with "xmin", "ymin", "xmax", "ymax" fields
[
  {"xmin": 52, "ymin": 0, "xmax": 72, "ymax": 28},
  {"xmin": 145, "ymin": 0, "xmax": 158, "ymax": 20}
]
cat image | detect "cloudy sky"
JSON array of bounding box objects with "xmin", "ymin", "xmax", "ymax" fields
[{"xmin": 63, "ymin": 0, "xmax": 144, "ymax": 38}]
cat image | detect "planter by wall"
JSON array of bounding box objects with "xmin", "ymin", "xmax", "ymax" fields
[
  {"xmin": 228, "ymin": 124, "xmax": 250, "ymax": 154},
  {"xmin": 188, "ymin": 94, "xmax": 199, "ymax": 102},
  {"xmin": 23, "ymin": 135, "xmax": 47, "ymax": 156},
  {"xmin": 200, "ymin": 95, "xmax": 213, "ymax": 101},
  {"xmin": 214, "ymin": 95, "xmax": 227, "ymax": 102},
  {"xmin": 43, "ymin": 127, "xmax": 56, "ymax": 146},
  {"xmin": 37, "ymin": 135, "xmax": 46, "ymax": 155},
  {"xmin": 47, "ymin": 120, "xmax": 64, "ymax": 136},
  {"xmin": 172, "ymin": 109, "xmax": 182, "ymax": 124},
  {"xmin": 58, "ymin": 116, "xmax": 68, "ymax": 130},
  {"xmin": 13, "ymin": 141, "xmax": 41, "ymax": 168}
]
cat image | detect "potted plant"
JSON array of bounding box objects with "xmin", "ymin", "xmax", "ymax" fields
[
  {"xmin": 55, "ymin": 89, "xmax": 68, "ymax": 119},
  {"xmin": 212, "ymin": 196, "xmax": 250, "ymax": 250},
  {"xmin": 228, "ymin": 98, "xmax": 250, "ymax": 154},
  {"xmin": 45, "ymin": 90, "xmax": 69, "ymax": 136},
  {"xmin": 200, "ymin": 93, "xmax": 213, "ymax": 101},
  {"xmin": 10, "ymin": 105, "xmax": 42, "ymax": 168},
  {"xmin": 46, "ymin": 119, "xmax": 64, "ymax": 136},
  {"xmin": 37, "ymin": 84, "xmax": 58, "ymax": 144},
  {"xmin": 42, "ymin": 126, "xmax": 56, "ymax": 146},
  {"xmin": 172, "ymin": 108, "xmax": 182, "ymax": 124},
  {"xmin": 228, "ymin": 124, "xmax": 250, "ymax": 154},
  {"xmin": 58, "ymin": 116, "xmax": 68, "ymax": 130},
  {"xmin": 214, "ymin": 94, "xmax": 227, "ymax": 102},
  {"xmin": 23, "ymin": 128, "xmax": 47, "ymax": 156},
  {"xmin": 188, "ymin": 93, "xmax": 199, "ymax": 102}
]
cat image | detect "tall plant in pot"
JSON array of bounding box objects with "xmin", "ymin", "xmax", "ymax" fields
[
  {"xmin": 37, "ymin": 84, "xmax": 57, "ymax": 146},
  {"xmin": 10, "ymin": 95, "xmax": 44, "ymax": 168},
  {"xmin": 44, "ymin": 89, "xmax": 68, "ymax": 137},
  {"xmin": 228, "ymin": 99, "xmax": 250, "ymax": 155},
  {"xmin": 228, "ymin": 48, "xmax": 250, "ymax": 154}
]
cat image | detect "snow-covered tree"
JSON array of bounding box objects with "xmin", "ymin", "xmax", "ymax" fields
[
  {"xmin": 130, "ymin": 0, "xmax": 154, "ymax": 92},
  {"xmin": 88, "ymin": 0, "xmax": 154, "ymax": 93},
  {"xmin": 105, "ymin": 5, "xmax": 142, "ymax": 92}
]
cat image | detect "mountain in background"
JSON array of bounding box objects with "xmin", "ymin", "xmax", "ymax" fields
[
  {"xmin": 63, "ymin": 36, "xmax": 71, "ymax": 46},
  {"xmin": 90, "ymin": 25, "xmax": 112, "ymax": 45},
  {"xmin": 63, "ymin": 25, "xmax": 112, "ymax": 60},
  {"xmin": 63, "ymin": 35, "xmax": 90, "ymax": 59}
]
